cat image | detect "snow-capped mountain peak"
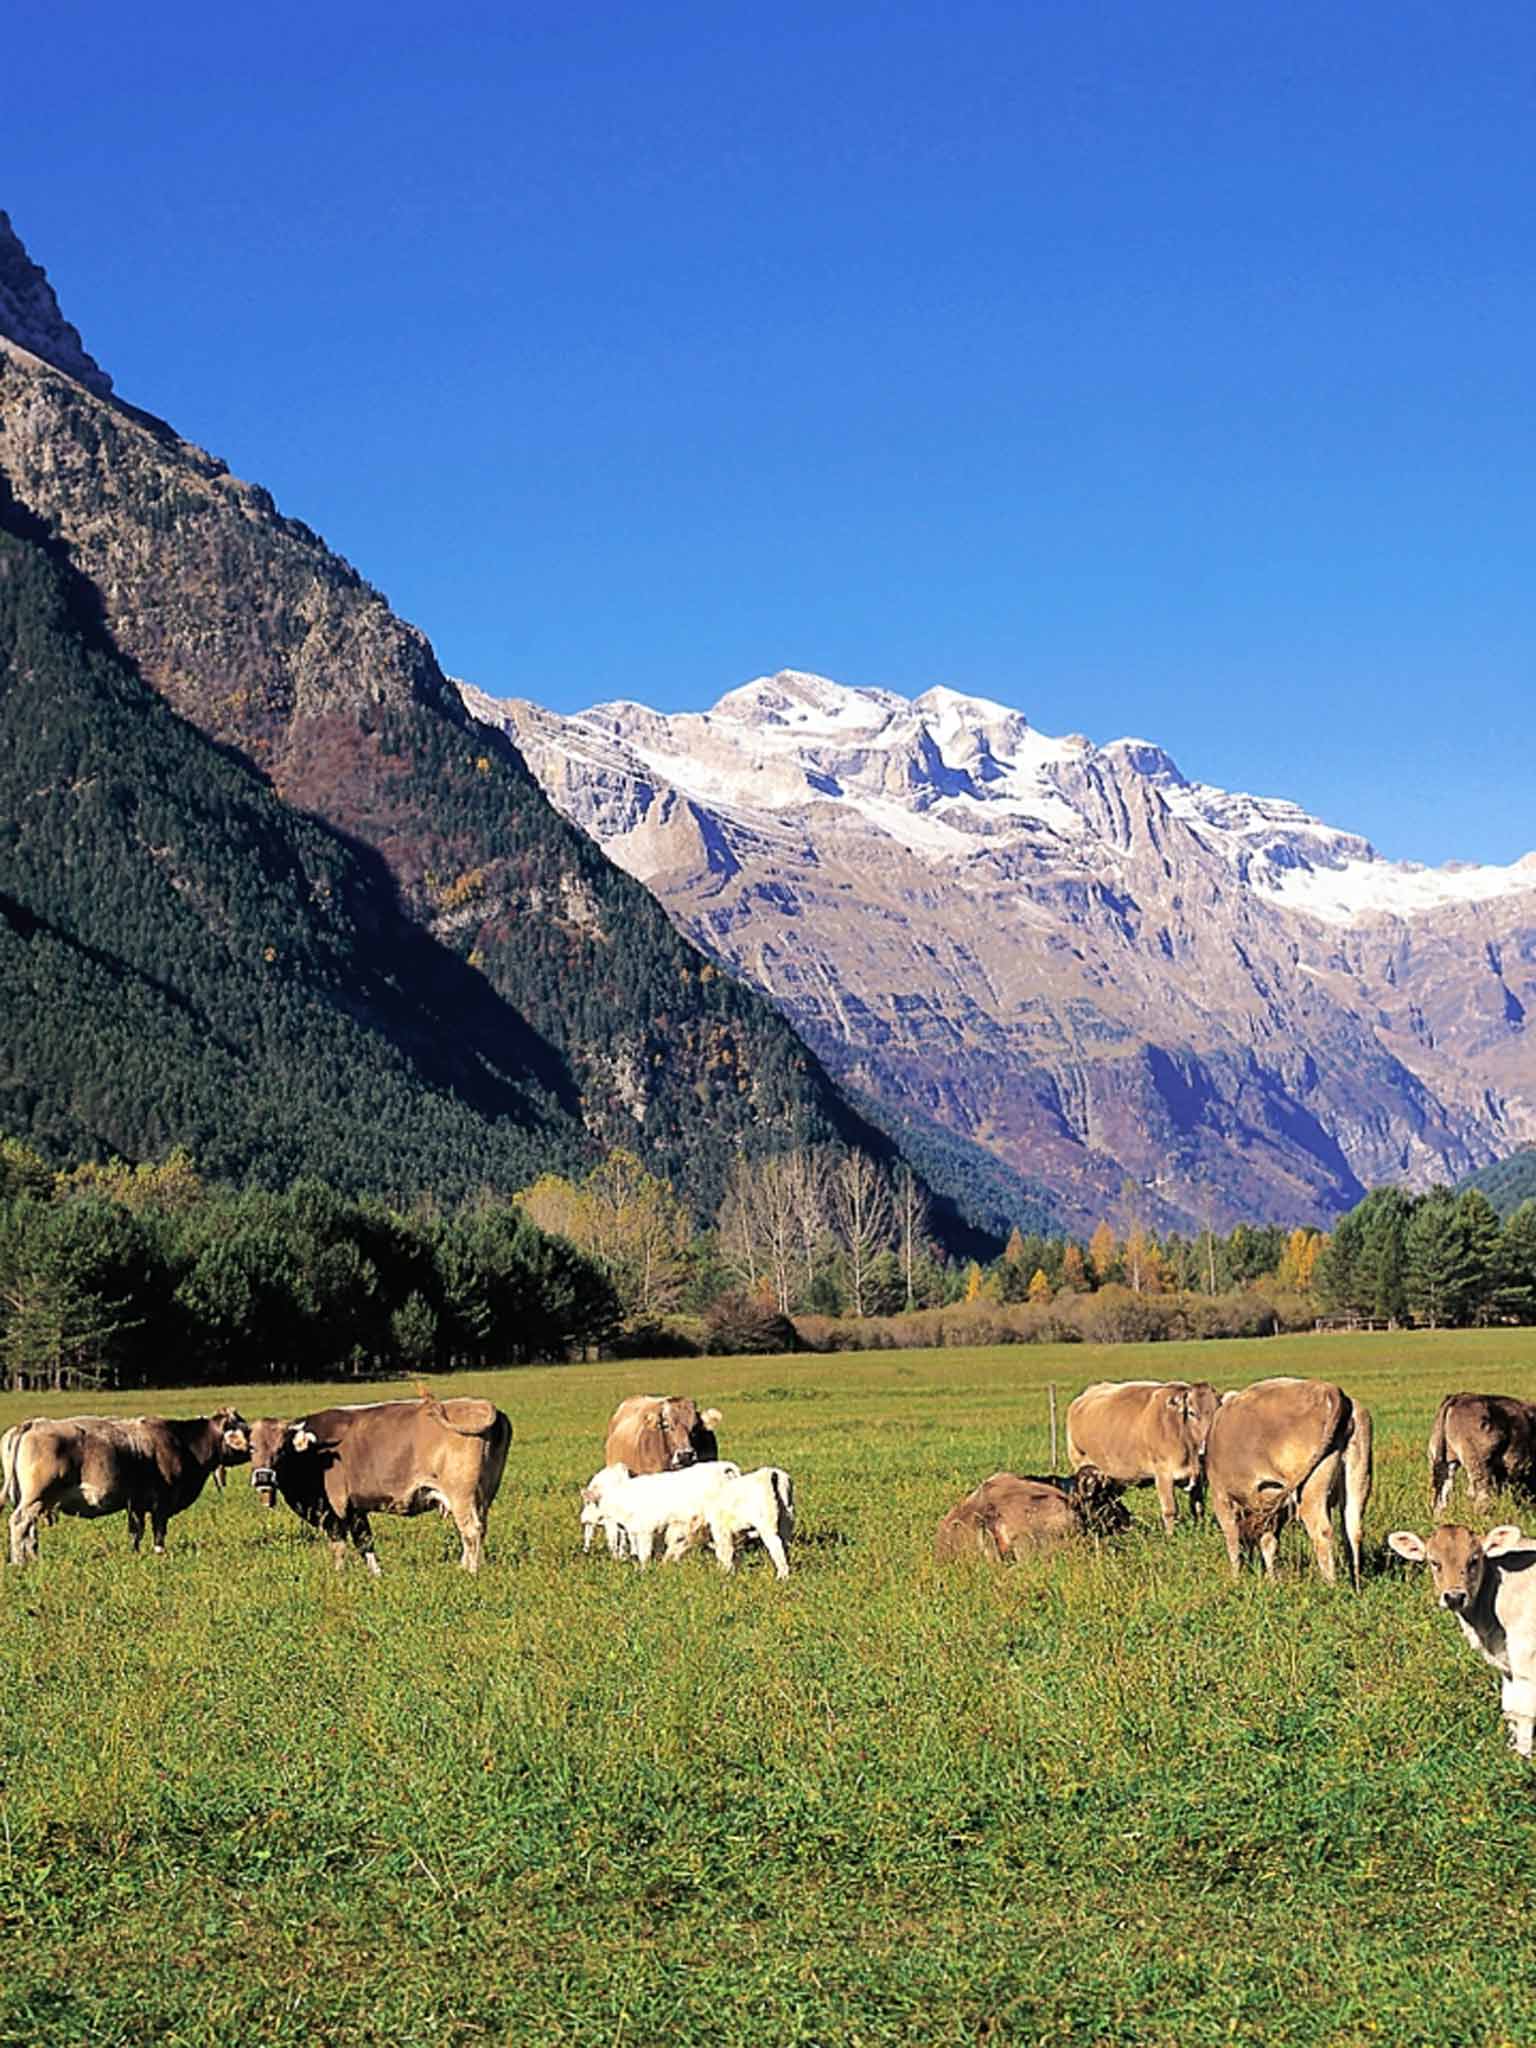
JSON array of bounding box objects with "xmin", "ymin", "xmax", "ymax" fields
[{"xmin": 463, "ymin": 668, "xmax": 1536, "ymax": 1233}]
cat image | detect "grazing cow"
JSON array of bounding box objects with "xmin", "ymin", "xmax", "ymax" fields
[
  {"xmin": 934, "ymin": 1467, "xmax": 1129, "ymax": 1563},
  {"xmin": 604, "ymin": 1395, "xmax": 722, "ymax": 1475},
  {"xmin": 7, "ymin": 1409, "xmax": 251, "ymax": 1564},
  {"xmin": 1204, "ymin": 1377, "xmax": 1373, "ymax": 1587},
  {"xmin": 1387, "ymin": 1524, "xmax": 1536, "ymax": 1758},
  {"xmin": 259, "ymin": 1395, "xmax": 510, "ymax": 1574},
  {"xmin": 700, "ymin": 1467, "xmax": 796, "ymax": 1580},
  {"xmin": 581, "ymin": 1460, "xmax": 743, "ymax": 1567},
  {"xmin": 1428, "ymin": 1394, "xmax": 1536, "ymax": 1512},
  {"xmin": 1065, "ymin": 1380, "xmax": 1221, "ymax": 1531}
]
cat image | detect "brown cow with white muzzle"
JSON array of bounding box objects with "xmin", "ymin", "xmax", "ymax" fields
[
  {"xmin": 604, "ymin": 1394, "xmax": 722, "ymax": 1475},
  {"xmin": 7, "ymin": 1409, "xmax": 251, "ymax": 1564},
  {"xmin": 258, "ymin": 1394, "xmax": 511, "ymax": 1573},
  {"xmin": 1388, "ymin": 1523, "xmax": 1536, "ymax": 1758}
]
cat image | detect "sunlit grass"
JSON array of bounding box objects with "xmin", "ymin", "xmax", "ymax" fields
[{"xmin": 4, "ymin": 1330, "xmax": 1536, "ymax": 2045}]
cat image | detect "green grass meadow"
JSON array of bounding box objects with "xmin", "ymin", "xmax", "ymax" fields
[{"xmin": 4, "ymin": 1330, "xmax": 1536, "ymax": 2047}]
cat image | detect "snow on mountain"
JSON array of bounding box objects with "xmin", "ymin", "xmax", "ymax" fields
[{"xmin": 473, "ymin": 671, "xmax": 1534, "ymax": 926}]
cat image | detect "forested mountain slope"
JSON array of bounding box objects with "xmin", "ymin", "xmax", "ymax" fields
[{"xmin": 0, "ymin": 212, "xmax": 914, "ymax": 1222}]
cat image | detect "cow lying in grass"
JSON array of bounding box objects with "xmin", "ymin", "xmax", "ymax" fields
[
  {"xmin": 581, "ymin": 1461, "xmax": 796, "ymax": 1578},
  {"xmin": 934, "ymin": 1466, "xmax": 1129, "ymax": 1562},
  {"xmin": 1388, "ymin": 1523, "xmax": 1536, "ymax": 1758}
]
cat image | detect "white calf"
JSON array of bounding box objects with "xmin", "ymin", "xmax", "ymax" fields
[
  {"xmin": 579, "ymin": 1463, "xmax": 632, "ymax": 1555},
  {"xmin": 704, "ymin": 1466, "xmax": 796, "ymax": 1581},
  {"xmin": 1388, "ymin": 1523, "xmax": 1536, "ymax": 1757},
  {"xmin": 581, "ymin": 1460, "xmax": 742, "ymax": 1567}
]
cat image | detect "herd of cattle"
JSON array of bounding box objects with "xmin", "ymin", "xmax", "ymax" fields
[{"xmin": 4, "ymin": 1376, "xmax": 1536, "ymax": 1755}]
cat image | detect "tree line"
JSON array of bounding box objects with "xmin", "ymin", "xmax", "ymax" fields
[
  {"xmin": 9, "ymin": 1116, "xmax": 1536, "ymax": 1391},
  {"xmin": 0, "ymin": 1138, "xmax": 618, "ymax": 1392}
]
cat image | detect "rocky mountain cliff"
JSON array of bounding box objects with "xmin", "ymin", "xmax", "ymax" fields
[
  {"xmin": 469, "ymin": 670, "xmax": 1536, "ymax": 1231},
  {"xmin": 0, "ymin": 214, "xmax": 916, "ymax": 1223}
]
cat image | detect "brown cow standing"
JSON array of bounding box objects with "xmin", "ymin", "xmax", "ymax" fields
[
  {"xmin": 1204, "ymin": 1377, "xmax": 1373, "ymax": 1587},
  {"xmin": 7, "ymin": 1409, "xmax": 251, "ymax": 1564},
  {"xmin": 1065, "ymin": 1380, "xmax": 1220, "ymax": 1532},
  {"xmin": 261, "ymin": 1395, "xmax": 511, "ymax": 1573},
  {"xmin": 604, "ymin": 1395, "xmax": 722, "ymax": 1475},
  {"xmin": 1428, "ymin": 1393, "xmax": 1536, "ymax": 1512},
  {"xmin": 247, "ymin": 1417, "xmax": 297, "ymax": 1511},
  {"xmin": 934, "ymin": 1467, "xmax": 1129, "ymax": 1562}
]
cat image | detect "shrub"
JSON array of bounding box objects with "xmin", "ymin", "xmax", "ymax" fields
[{"xmin": 703, "ymin": 1290, "xmax": 799, "ymax": 1355}]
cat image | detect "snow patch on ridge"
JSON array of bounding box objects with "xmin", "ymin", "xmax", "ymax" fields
[{"xmin": 462, "ymin": 669, "xmax": 1536, "ymax": 923}]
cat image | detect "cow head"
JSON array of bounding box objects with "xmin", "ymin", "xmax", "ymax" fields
[
  {"xmin": 212, "ymin": 1407, "xmax": 252, "ymax": 1464},
  {"xmin": 1388, "ymin": 1524, "xmax": 1527, "ymax": 1609},
  {"xmin": 246, "ymin": 1417, "xmax": 318, "ymax": 1509},
  {"xmin": 1181, "ymin": 1382, "xmax": 1221, "ymax": 1456},
  {"xmin": 1069, "ymin": 1464, "xmax": 1132, "ymax": 1538},
  {"xmin": 654, "ymin": 1398, "xmax": 721, "ymax": 1471}
]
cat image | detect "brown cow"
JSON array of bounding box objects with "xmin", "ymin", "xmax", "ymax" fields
[
  {"xmin": 1428, "ymin": 1394, "xmax": 1536, "ymax": 1512},
  {"xmin": 604, "ymin": 1395, "xmax": 722, "ymax": 1475},
  {"xmin": 247, "ymin": 1417, "xmax": 296, "ymax": 1511},
  {"xmin": 260, "ymin": 1395, "xmax": 511, "ymax": 1573},
  {"xmin": 934, "ymin": 1467, "xmax": 1129, "ymax": 1562},
  {"xmin": 1204, "ymin": 1377, "xmax": 1373, "ymax": 1587},
  {"xmin": 7, "ymin": 1409, "xmax": 251, "ymax": 1564},
  {"xmin": 1065, "ymin": 1380, "xmax": 1221, "ymax": 1532}
]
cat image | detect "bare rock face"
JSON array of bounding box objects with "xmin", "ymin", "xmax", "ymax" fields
[
  {"xmin": 0, "ymin": 211, "xmax": 112, "ymax": 397},
  {"xmin": 464, "ymin": 674, "xmax": 1536, "ymax": 1232}
]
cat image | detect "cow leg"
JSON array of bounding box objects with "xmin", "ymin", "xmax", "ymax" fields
[
  {"xmin": 1433, "ymin": 1460, "xmax": 1458, "ymax": 1513},
  {"xmin": 1185, "ymin": 1473, "xmax": 1206, "ymax": 1523},
  {"xmin": 9, "ymin": 1501, "xmax": 43, "ymax": 1565},
  {"xmin": 150, "ymin": 1510, "xmax": 170, "ymax": 1555},
  {"xmin": 1502, "ymin": 1676, "xmax": 1536, "ymax": 1758},
  {"xmin": 352, "ymin": 1516, "xmax": 382, "ymax": 1577},
  {"xmin": 758, "ymin": 1524, "xmax": 791, "ymax": 1581},
  {"xmin": 1296, "ymin": 1462, "xmax": 1338, "ymax": 1585},
  {"xmin": 1153, "ymin": 1472, "xmax": 1178, "ymax": 1535},
  {"xmin": 710, "ymin": 1517, "xmax": 737, "ymax": 1574},
  {"xmin": 453, "ymin": 1506, "xmax": 486, "ymax": 1574},
  {"xmin": 630, "ymin": 1526, "xmax": 657, "ymax": 1568},
  {"xmin": 1212, "ymin": 1495, "xmax": 1243, "ymax": 1576},
  {"xmin": 127, "ymin": 1505, "xmax": 146, "ymax": 1553},
  {"xmin": 1258, "ymin": 1529, "xmax": 1281, "ymax": 1576}
]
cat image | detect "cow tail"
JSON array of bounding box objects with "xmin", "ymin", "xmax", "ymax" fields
[
  {"xmin": 1342, "ymin": 1399, "xmax": 1374, "ymax": 1592},
  {"xmin": 1427, "ymin": 1396, "xmax": 1456, "ymax": 1515},
  {"xmin": 772, "ymin": 1467, "xmax": 795, "ymax": 1539},
  {"xmin": 0, "ymin": 1422, "xmax": 30, "ymax": 1509}
]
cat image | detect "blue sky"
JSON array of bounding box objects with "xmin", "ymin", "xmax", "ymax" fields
[{"xmin": 10, "ymin": 0, "xmax": 1535, "ymax": 863}]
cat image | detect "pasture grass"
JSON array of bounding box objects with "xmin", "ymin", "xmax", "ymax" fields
[{"xmin": 3, "ymin": 1331, "xmax": 1536, "ymax": 2045}]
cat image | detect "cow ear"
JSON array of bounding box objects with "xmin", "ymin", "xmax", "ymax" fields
[
  {"xmin": 290, "ymin": 1423, "xmax": 317, "ymax": 1452},
  {"xmin": 1484, "ymin": 1526, "xmax": 1525, "ymax": 1558},
  {"xmin": 701, "ymin": 1408, "xmax": 722, "ymax": 1429},
  {"xmin": 581, "ymin": 1486, "xmax": 598, "ymax": 1505},
  {"xmin": 1387, "ymin": 1531, "xmax": 1427, "ymax": 1562}
]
